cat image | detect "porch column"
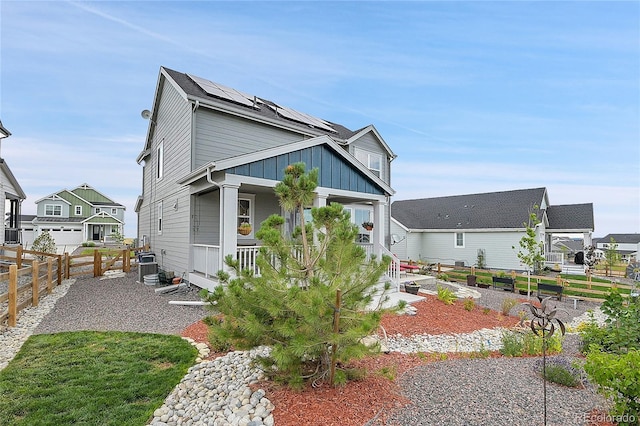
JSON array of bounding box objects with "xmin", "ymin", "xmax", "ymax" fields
[
  {"xmin": 583, "ymin": 232, "xmax": 592, "ymax": 247},
  {"xmin": 372, "ymin": 200, "xmax": 385, "ymax": 258},
  {"xmin": 313, "ymin": 192, "xmax": 328, "ymax": 208},
  {"xmin": 219, "ymin": 183, "xmax": 240, "ymax": 274}
]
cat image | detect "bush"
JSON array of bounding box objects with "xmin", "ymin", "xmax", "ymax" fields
[
  {"xmin": 585, "ymin": 350, "xmax": 640, "ymax": 425},
  {"xmin": 501, "ymin": 297, "xmax": 518, "ymax": 316},
  {"xmin": 463, "ymin": 297, "xmax": 475, "ymax": 311},
  {"xmin": 436, "ymin": 285, "xmax": 456, "ymax": 305},
  {"xmin": 437, "ymin": 273, "xmax": 449, "ymax": 281},
  {"xmin": 31, "ymin": 231, "xmax": 57, "ymax": 260},
  {"xmin": 535, "ymin": 356, "xmax": 583, "ymax": 388},
  {"xmin": 500, "ymin": 330, "xmax": 563, "ymax": 357}
]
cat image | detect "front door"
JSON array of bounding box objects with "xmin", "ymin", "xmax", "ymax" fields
[{"xmin": 92, "ymin": 225, "xmax": 102, "ymax": 241}]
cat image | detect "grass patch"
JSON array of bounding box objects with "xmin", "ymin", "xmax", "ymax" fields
[{"xmin": 0, "ymin": 331, "xmax": 197, "ymax": 425}]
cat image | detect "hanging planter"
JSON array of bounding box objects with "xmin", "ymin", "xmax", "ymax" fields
[
  {"xmin": 362, "ymin": 221, "xmax": 374, "ymax": 231},
  {"xmin": 238, "ymin": 222, "xmax": 252, "ymax": 235}
]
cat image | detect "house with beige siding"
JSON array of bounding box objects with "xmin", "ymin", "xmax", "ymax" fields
[
  {"xmin": 136, "ymin": 67, "xmax": 397, "ymax": 290},
  {"xmin": 391, "ymin": 187, "xmax": 594, "ymax": 272}
]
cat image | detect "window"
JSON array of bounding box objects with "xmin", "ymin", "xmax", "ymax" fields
[
  {"xmin": 237, "ymin": 195, "xmax": 255, "ymax": 236},
  {"xmin": 157, "ymin": 201, "xmax": 163, "ymax": 235},
  {"xmin": 95, "ymin": 208, "xmax": 101, "ymax": 213},
  {"xmin": 157, "ymin": 142, "xmax": 164, "ymax": 180},
  {"xmin": 345, "ymin": 207, "xmax": 373, "ymax": 243},
  {"xmin": 75, "ymin": 206, "xmax": 82, "ymax": 215},
  {"xmin": 455, "ymin": 232, "xmax": 465, "ymax": 248},
  {"xmin": 111, "ymin": 208, "xmax": 117, "ymax": 215},
  {"xmin": 354, "ymin": 148, "xmax": 382, "ymax": 177},
  {"xmin": 45, "ymin": 205, "xmax": 62, "ymax": 216}
]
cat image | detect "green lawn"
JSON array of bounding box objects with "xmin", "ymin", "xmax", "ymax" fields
[{"xmin": 0, "ymin": 331, "xmax": 197, "ymax": 425}]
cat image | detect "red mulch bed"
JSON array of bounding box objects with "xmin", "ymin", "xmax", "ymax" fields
[{"xmin": 181, "ymin": 294, "xmax": 611, "ymax": 425}]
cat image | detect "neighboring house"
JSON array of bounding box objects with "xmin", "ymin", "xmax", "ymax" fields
[
  {"xmin": 595, "ymin": 233, "xmax": 640, "ymax": 263},
  {"xmin": 550, "ymin": 237, "xmax": 584, "ymax": 261},
  {"xmin": 136, "ymin": 67, "xmax": 396, "ymax": 290},
  {"xmin": 391, "ymin": 187, "xmax": 594, "ymax": 271},
  {"xmin": 19, "ymin": 183, "xmax": 125, "ymax": 251},
  {"xmin": 0, "ymin": 120, "xmax": 27, "ymax": 245}
]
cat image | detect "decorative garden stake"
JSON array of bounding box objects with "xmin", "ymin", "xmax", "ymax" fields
[{"xmin": 522, "ymin": 296, "xmax": 567, "ymax": 426}]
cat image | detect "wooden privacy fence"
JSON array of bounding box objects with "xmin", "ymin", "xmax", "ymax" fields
[{"xmin": 0, "ymin": 259, "xmax": 60, "ymax": 327}]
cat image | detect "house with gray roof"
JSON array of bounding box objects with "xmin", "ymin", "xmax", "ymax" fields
[
  {"xmin": 595, "ymin": 233, "xmax": 640, "ymax": 263},
  {"xmin": 0, "ymin": 120, "xmax": 27, "ymax": 245},
  {"xmin": 136, "ymin": 67, "xmax": 397, "ymax": 290},
  {"xmin": 390, "ymin": 187, "xmax": 594, "ymax": 271},
  {"xmin": 19, "ymin": 183, "xmax": 125, "ymax": 251}
]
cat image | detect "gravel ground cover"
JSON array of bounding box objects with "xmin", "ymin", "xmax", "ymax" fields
[{"xmin": 33, "ymin": 271, "xmax": 208, "ymax": 335}]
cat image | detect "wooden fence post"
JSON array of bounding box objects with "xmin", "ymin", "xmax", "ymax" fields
[
  {"xmin": 58, "ymin": 253, "xmax": 71, "ymax": 285},
  {"xmin": 32, "ymin": 260, "xmax": 40, "ymax": 307},
  {"xmin": 47, "ymin": 258, "xmax": 54, "ymax": 294},
  {"xmin": 16, "ymin": 245, "xmax": 22, "ymax": 269},
  {"xmin": 94, "ymin": 249, "xmax": 101, "ymax": 277},
  {"xmin": 123, "ymin": 249, "xmax": 130, "ymax": 273},
  {"xmin": 437, "ymin": 263, "xmax": 441, "ymax": 274},
  {"xmin": 8, "ymin": 264, "xmax": 17, "ymax": 327},
  {"xmin": 60, "ymin": 254, "xmax": 65, "ymax": 282}
]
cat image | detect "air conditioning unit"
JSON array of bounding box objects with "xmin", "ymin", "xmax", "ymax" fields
[{"xmin": 139, "ymin": 262, "xmax": 158, "ymax": 282}]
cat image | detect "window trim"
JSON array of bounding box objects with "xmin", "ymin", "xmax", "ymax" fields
[
  {"xmin": 111, "ymin": 208, "xmax": 117, "ymax": 215},
  {"xmin": 455, "ymin": 232, "xmax": 465, "ymax": 248},
  {"xmin": 354, "ymin": 147, "xmax": 382, "ymax": 177},
  {"xmin": 75, "ymin": 206, "xmax": 82, "ymax": 216},
  {"xmin": 157, "ymin": 142, "xmax": 164, "ymax": 180},
  {"xmin": 157, "ymin": 201, "xmax": 163, "ymax": 235},
  {"xmin": 237, "ymin": 194, "xmax": 255, "ymax": 238},
  {"xmin": 44, "ymin": 204, "xmax": 62, "ymax": 216}
]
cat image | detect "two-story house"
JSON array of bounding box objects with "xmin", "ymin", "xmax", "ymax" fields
[
  {"xmin": 19, "ymin": 183, "xmax": 125, "ymax": 250},
  {"xmin": 596, "ymin": 233, "xmax": 640, "ymax": 263},
  {"xmin": 0, "ymin": 120, "xmax": 27, "ymax": 245},
  {"xmin": 136, "ymin": 67, "xmax": 396, "ymax": 290}
]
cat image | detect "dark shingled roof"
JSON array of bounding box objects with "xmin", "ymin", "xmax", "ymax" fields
[
  {"xmin": 597, "ymin": 233, "xmax": 640, "ymax": 244},
  {"xmin": 392, "ymin": 188, "xmax": 547, "ymax": 230},
  {"xmin": 546, "ymin": 204, "xmax": 594, "ymax": 230},
  {"xmin": 163, "ymin": 67, "xmax": 358, "ymax": 141}
]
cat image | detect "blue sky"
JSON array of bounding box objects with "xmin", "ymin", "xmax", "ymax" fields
[{"xmin": 1, "ymin": 1, "xmax": 638, "ymax": 239}]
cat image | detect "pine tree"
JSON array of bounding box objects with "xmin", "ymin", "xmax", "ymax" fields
[{"xmin": 202, "ymin": 163, "xmax": 400, "ymax": 388}]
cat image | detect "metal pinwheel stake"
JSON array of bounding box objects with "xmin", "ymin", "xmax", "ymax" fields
[{"xmin": 522, "ymin": 296, "xmax": 567, "ymax": 426}]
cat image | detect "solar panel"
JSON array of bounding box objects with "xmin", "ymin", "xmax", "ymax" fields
[
  {"xmin": 266, "ymin": 104, "xmax": 335, "ymax": 132},
  {"xmin": 187, "ymin": 74, "xmax": 257, "ymax": 109}
]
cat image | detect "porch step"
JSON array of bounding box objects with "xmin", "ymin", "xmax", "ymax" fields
[{"xmin": 561, "ymin": 265, "xmax": 586, "ymax": 275}]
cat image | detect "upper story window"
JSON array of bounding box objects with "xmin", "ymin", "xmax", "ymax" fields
[
  {"xmin": 111, "ymin": 208, "xmax": 117, "ymax": 215},
  {"xmin": 45, "ymin": 205, "xmax": 62, "ymax": 216},
  {"xmin": 157, "ymin": 142, "xmax": 164, "ymax": 180},
  {"xmin": 95, "ymin": 208, "xmax": 101, "ymax": 213},
  {"xmin": 75, "ymin": 206, "xmax": 82, "ymax": 215},
  {"xmin": 455, "ymin": 232, "xmax": 465, "ymax": 248},
  {"xmin": 354, "ymin": 148, "xmax": 382, "ymax": 178}
]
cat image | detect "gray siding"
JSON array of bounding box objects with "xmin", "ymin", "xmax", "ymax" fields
[
  {"xmin": 418, "ymin": 231, "xmax": 524, "ymax": 270},
  {"xmin": 37, "ymin": 200, "xmax": 70, "ymax": 218},
  {"xmin": 350, "ymin": 132, "xmax": 390, "ymax": 184},
  {"xmin": 390, "ymin": 220, "xmax": 408, "ymax": 260},
  {"xmin": 193, "ymin": 108, "xmax": 302, "ymax": 169},
  {"xmin": 138, "ymin": 79, "xmax": 193, "ymax": 276},
  {"xmin": 192, "ymin": 191, "xmax": 219, "ymax": 245}
]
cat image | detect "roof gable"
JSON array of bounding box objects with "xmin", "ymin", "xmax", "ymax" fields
[
  {"xmin": 178, "ymin": 135, "xmax": 393, "ymax": 196},
  {"xmin": 392, "ymin": 188, "xmax": 547, "ymax": 230}
]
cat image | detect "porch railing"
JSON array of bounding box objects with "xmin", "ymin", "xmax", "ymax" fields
[
  {"xmin": 545, "ymin": 252, "xmax": 564, "ymax": 266},
  {"xmin": 192, "ymin": 244, "xmax": 220, "ymax": 278}
]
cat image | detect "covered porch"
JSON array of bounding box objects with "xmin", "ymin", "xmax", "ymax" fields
[{"xmin": 186, "ymin": 172, "xmax": 398, "ymax": 291}]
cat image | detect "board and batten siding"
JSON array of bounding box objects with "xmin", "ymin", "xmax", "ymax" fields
[
  {"xmin": 193, "ymin": 108, "xmax": 303, "ymax": 169},
  {"xmin": 138, "ymin": 78, "xmax": 193, "ymax": 276}
]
